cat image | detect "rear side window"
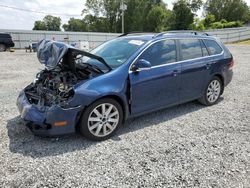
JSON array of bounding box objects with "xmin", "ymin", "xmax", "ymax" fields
[
  {"xmin": 179, "ymin": 39, "xmax": 203, "ymax": 60},
  {"xmin": 203, "ymin": 39, "xmax": 222, "ymax": 55},
  {"xmin": 139, "ymin": 39, "xmax": 176, "ymax": 66}
]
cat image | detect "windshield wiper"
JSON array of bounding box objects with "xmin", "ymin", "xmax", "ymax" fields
[
  {"xmin": 71, "ymin": 48, "xmax": 112, "ymax": 71},
  {"xmin": 81, "ymin": 63, "xmax": 104, "ymax": 74}
]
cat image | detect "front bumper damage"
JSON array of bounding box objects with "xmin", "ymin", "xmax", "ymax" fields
[{"xmin": 17, "ymin": 90, "xmax": 83, "ymax": 137}]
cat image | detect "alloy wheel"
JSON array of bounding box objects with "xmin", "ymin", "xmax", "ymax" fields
[
  {"xmin": 87, "ymin": 103, "xmax": 119, "ymax": 137},
  {"xmin": 206, "ymin": 80, "xmax": 221, "ymax": 103},
  {"xmin": 0, "ymin": 44, "xmax": 6, "ymax": 52}
]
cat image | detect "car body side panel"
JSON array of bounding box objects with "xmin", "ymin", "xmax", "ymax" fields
[
  {"xmin": 180, "ymin": 57, "xmax": 210, "ymax": 103},
  {"xmin": 129, "ymin": 63, "xmax": 181, "ymax": 115},
  {"xmin": 69, "ymin": 66, "xmax": 130, "ymax": 119}
]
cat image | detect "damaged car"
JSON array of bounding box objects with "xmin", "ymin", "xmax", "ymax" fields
[{"xmin": 17, "ymin": 32, "xmax": 233, "ymax": 141}]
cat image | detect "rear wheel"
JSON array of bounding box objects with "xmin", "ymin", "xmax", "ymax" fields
[
  {"xmin": 0, "ymin": 44, "xmax": 6, "ymax": 52},
  {"xmin": 79, "ymin": 98, "xmax": 123, "ymax": 141},
  {"xmin": 198, "ymin": 76, "xmax": 223, "ymax": 106}
]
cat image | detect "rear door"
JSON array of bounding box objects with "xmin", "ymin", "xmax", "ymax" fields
[
  {"xmin": 129, "ymin": 39, "xmax": 181, "ymax": 115},
  {"xmin": 179, "ymin": 38, "xmax": 211, "ymax": 102}
]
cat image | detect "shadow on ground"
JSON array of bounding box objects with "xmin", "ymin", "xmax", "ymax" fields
[{"xmin": 7, "ymin": 99, "xmax": 220, "ymax": 158}]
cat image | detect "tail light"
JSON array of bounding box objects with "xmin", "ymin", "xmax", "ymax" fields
[{"xmin": 228, "ymin": 59, "xmax": 234, "ymax": 70}]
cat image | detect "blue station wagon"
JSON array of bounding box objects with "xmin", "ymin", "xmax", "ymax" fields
[{"xmin": 17, "ymin": 32, "xmax": 234, "ymax": 140}]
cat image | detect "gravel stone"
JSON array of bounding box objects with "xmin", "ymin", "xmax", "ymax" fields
[{"xmin": 0, "ymin": 46, "xmax": 249, "ymax": 187}]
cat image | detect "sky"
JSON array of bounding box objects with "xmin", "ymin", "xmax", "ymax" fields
[{"xmin": 0, "ymin": 0, "xmax": 250, "ymax": 30}]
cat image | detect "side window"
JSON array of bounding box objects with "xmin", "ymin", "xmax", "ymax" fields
[
  {"xmin": 203, "ymin": 39, "xmax": 223, "ymax": 55},
  {"xmin": 179, "ymin": 39, "xmax": 203, "ymax": 60},
  {"xmin": 138, "ymin": 39, "xmax": 176, "ymax": 67},
  {"xmin": 200, "ymin": 40, "xmax": 209, "ymax": 57}
]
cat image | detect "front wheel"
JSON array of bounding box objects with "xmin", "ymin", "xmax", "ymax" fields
[
  {"xmin": 0, "ymin": 44, "xmax": 6, "ymax": 52},
  {"xmin": 79, "ymin": 98, "xmax": 123, "ymax": 141},
  {"xmin": 198, "ymin": 76, "xmax": 223, "ymax": 106}
]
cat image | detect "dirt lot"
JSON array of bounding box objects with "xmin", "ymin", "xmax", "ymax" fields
[{"xmin": 0, "ymin": 46, "xmax": 249, "ymax": 187}]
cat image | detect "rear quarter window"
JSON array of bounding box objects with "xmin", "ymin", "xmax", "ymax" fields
[
  {"xmin": 179, "ymin": 39, "xmax": 203, "ymax": 60},
  {"xmin": 203, "ymin": 39, "xmax": 223, "ymax": 55}
]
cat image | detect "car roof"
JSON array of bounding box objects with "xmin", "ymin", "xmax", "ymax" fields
[
  {"xmin": 119, "ymin": 32, "xmax": 216, "ymax": 42},
  {"xmin": 0, "ymin": 33, "xmax": 11, "ymax": 37}
]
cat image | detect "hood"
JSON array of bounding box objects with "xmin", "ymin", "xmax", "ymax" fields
[
  {"xmin": 37, "ymin": 39, "xmax": 73, "ymax": 70},
  {"xmin": 37, "ymin": 39, "xmax": 112, "ymax": 71}
]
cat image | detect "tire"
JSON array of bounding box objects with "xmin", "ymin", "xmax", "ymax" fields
[
  {"xmin": 0, "ymin": 44, "xmax": 6, "ymax": 52},
  {"xmin": 79, "ymin": 98, "xmax": 123, "ymax": 141},
  {"xmin": 198, "ymin": 76, "xmax": 223, "ymax": 106}
]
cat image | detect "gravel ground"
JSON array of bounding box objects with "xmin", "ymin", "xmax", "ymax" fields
[{"xmin": 0, "ymin": 46, "xmax": 249, "ymax": 188}]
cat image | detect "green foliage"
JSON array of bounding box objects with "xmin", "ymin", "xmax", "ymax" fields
[
  {"xmin": 171, "ymin": 0, "xmax": 194, "ymax": 30},
  {"xmin": 85, "ymin": 0, "xmax": 120, "ymax": 32},
  {"xmin": 210, "ymin": 22, "xmax": 224, "ymax": 29},
  {"xmin": 83, "ymin": 15, "xmax": 109, "ymax": 32},
  {"xmin": 187, "ymin": 0, "xmax": 203, "ymax": 12},
  {"xmin": 220, "ymin": 19, "xmax": 227, "ymax": 24},
  {"xmin": 145, "ymin": 5, "xmax": 170, "ymax": 32},
  {"xmin": 83, "ymin": 0, "xmax": 173, "ymax": 33},
  {"xmin": 205, "ymin": 0, "xmax": 250, "ymax": 23},
  {"xmin": 203, "ymin": 14, "xmax": 215, "ymax": 28},
  {"xmin": 210, "ymin": 20, "xmax": 243, "ymax": 29},
  {"xmin": 33, "ymin": 21, "xmax": 47, "ymax": 30},
  {"xmin": 63, "ymin": 18, "xmax": 87, "ymax": 32},
  {"xmin": 33, "ymin": 15, "xmax": 61, "ymax": 31},
  {"xmin": 33, "ymin": 0, "xmax": 247, "ymax": 32}
]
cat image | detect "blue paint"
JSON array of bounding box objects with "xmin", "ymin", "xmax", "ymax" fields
[{"xmin": 17, "ymin": 33, "xmax": 233, "ymax": 136}]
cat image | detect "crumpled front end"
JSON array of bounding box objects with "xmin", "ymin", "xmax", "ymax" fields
[
  {"xmin": 17, "ymin": 90, "xmax": 83, "ymax": 136},
  {"xmin": 16, "ymin": 39, "xmax": 105, "ymax": 136}
]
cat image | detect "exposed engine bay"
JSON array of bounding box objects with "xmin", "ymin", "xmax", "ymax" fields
[
  {"xmin": 24, "ymin": 64, "xmax": 102, "ymax": 107},
  {"xmin": 24, "ymin": 39, "xmax": 110, "ymax": 107}
]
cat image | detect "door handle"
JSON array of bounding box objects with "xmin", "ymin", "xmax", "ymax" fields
[
  {"xmin": 206, "ymin": 62, "xmax": 213, "ymax": 69},
  {"xmin": 172, "ymin": 70, "xmax": 180, "ymax": 76}
]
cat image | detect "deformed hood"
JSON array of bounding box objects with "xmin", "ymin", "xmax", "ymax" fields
[
  {"xmin": 37, "ymin": 39, "xmax": 112, "ymax": 71},
  {"xmin": 37, "ymin": 39, "xmax": 72, "ymax": 70}
]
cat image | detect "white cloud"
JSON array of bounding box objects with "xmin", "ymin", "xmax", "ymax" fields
[{"xmin": 0, "ymin": 0, "xmax": 85, "ymax": 30}]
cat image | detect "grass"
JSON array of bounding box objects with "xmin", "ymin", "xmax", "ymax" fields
[{"xmin": 231, "ymin": 39, "xmax": 250, "ymax": 45}]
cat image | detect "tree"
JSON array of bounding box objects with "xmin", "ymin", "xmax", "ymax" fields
[
  {"xmin": 33, "ymin": 15, "xmax": 62, "ymax": 31},
  {"xmin": 203, "ymin": 14, "xmax": 215, "ymax": 28},
  {"xmin": 187, "ymin": 0, "xmax": 203, "ymax": 13},
  {"xmin": 171, "ymin": 0, "xmax": 194, "ymax": 30},
  {"xmin": 43, "ymin": 15, "xmax": 61, "ymax": 31},
  {"xmin": 63, "ymin": 18, "xmax": 87, "ymax": 32},
  {"xmin": 145, "ymin": 5, "xmax": 171, "ymax": 32},
  {"xmin": 83, "ymin": 0, "xmax": 172, "ymax": 33},
  {"xmin": 205, "ymin": 0, "xmax": 250, "ymax": 23},
  {"xmin": 33, "ymin": 21, "xmax": 47, "ymax": 30},
  {"xmin": 83, "ymin": 15, "xmax": 109, "ymax": 32},
  {"xmin": 85, "ymin": 0, "xmax": 121, "ymax": 32}
]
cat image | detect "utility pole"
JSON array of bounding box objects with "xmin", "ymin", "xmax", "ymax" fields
[{"xmin": 120, "ymin": 0, "xmax": 127, "ymax": 33}]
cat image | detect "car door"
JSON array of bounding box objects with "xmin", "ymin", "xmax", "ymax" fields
[
  {"xmin": 178, "ymin": 39, "xmax": 211, "ymax": 103},
  {"xmin": 129, "ymin": 39, "xmax": 181, "ymax": 115}
]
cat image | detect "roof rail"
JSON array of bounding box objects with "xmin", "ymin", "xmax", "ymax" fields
[
  {"xmin": 118, "ymin": 31, "xmax": 157, "ymax": 37},
  {"xmin": 153, "ymin": 30, "xmax": 210, "ymax": 38}
]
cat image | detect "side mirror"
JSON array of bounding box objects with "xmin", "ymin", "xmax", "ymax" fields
[{"xmin": 131, "ymin": 59, "xmax": 151, "ymax": 72}]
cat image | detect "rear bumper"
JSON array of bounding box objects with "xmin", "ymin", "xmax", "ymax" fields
[{"xmin": 17, "ymin": 90, "xmax": 83, "ymax": 137}]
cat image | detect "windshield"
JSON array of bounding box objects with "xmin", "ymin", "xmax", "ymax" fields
[{"xmin": 80, "ymin": 38, "xmax": 146, "ymax": 70}]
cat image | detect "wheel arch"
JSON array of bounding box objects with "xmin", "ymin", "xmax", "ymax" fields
[
  {"xmin": 98, "ymin": 94, "xmax": 128, "ymax": 122},
  {"xmin": 75, "ymin": 94, "xmax": 128, "ymax": 131},
  {"xmin": 213, "ymin": 73, "xmax": 224, "ymax": 94}
]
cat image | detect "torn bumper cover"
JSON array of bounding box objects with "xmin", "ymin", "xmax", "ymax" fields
[{"xmin": 17, "ymin": 90, "xmax": 83, "ymax": 136}]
